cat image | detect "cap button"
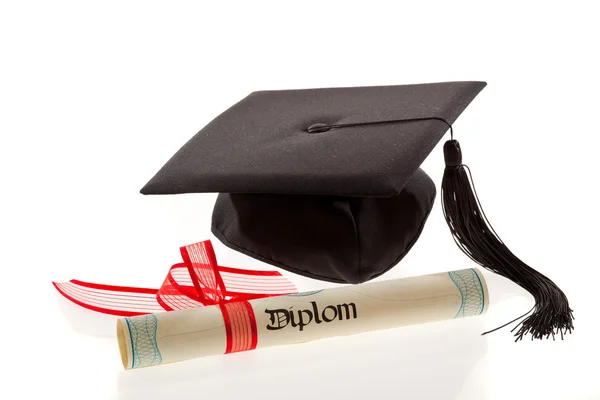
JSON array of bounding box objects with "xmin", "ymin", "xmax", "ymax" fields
[{"xmin": 307, "ymin": 123, "xmax": 331, "ymax": 133}]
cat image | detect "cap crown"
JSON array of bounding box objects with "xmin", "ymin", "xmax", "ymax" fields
[{"xmin": 141, "ymin": 81, "xmax": 486, "ymax": 197}]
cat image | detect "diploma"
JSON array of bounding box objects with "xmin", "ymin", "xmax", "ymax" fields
[{"xmin": 117, "ymin": 268, "xmax": 488, "ymax": 369}]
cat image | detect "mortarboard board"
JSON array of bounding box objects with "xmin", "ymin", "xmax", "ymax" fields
[{"xmin": 141, "ymin": 81, "xmax": 573, "ymax": 341}]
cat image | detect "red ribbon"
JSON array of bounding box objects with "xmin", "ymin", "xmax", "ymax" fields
[{"xmin": 53, "ymin": 240, "xmax": 297, "ymax": 354}]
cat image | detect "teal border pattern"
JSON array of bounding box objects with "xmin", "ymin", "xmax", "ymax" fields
[
  {"xmin": 125, "ymin": 314, "xmax": 162, "ymax": 369},
  {"xmin": 448, "ymin": 269, "xmax": 485, "ymax": 318}
]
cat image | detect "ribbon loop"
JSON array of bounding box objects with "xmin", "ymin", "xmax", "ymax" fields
[
  {"xmin": 180, "ymin": 241, "xmax": 226, "ymax": 305},
  {"xmin": 53, "ymin": 240, "xmax": 298, "ymax": 317}
]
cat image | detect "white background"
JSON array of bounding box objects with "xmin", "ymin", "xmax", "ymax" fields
[{"xmin": 1, "ymin": 1, "xmax": 599, "ymax": 399}]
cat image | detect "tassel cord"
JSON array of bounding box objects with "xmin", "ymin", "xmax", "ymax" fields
[{"xmin": 441, "ymin": 159, "xmax": 574, "ymax": 341}]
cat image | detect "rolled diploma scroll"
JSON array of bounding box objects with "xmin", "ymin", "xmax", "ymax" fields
[{"xmin": 117, "ymin": 268, "xmax": 489, "ymax": 370}]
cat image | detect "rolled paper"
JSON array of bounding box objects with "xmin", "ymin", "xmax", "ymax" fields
[{"xmin": 117, "ymin": 268, "xmax": 489, "ymax": 370}]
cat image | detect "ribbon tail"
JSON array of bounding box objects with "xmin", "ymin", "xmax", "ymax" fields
[
  {"xmin": 52, "ymin": 280, "xmax": 164, "ymax": 317},
  {"xmin": 53, "ymin": 240, "xmax": 299, "ymax": 316}
]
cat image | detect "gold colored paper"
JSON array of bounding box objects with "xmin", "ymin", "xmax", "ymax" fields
[{"xmin": 117, "ymin": 268, "xmax": 488, "ymax": 370}]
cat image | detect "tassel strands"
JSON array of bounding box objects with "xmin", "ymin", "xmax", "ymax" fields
[{"xmin": 441, "ymin": 140, "xmax": 574, "ymax": 341}]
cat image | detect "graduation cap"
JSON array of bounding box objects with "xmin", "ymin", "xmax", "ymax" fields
[{"xmin": 141, "ymin": 81, "xmax": 573, "ymax": 340}]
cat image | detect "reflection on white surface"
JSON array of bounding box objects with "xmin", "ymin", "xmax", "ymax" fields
[
  {"xmin": 56, "ymin": 292, "xmax": 120, "ymax": 337},
  {"xmin": 114, "ymin": 316, "xmax": 488, "ymax": 400}
]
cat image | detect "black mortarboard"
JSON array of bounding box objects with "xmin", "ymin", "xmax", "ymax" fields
[{"xmin": 141, "ymin": 81, "xmax": 573, "ymax": 340}]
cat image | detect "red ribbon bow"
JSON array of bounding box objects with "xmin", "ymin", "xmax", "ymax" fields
[{"xmin": 53, "ymin": 240, "xmax": 298, "ymax": 317}]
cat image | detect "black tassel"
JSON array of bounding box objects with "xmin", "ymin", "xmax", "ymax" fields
[{"xmin": 441, "ymin": 140, "xmax": 574, "ymax": 341}]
